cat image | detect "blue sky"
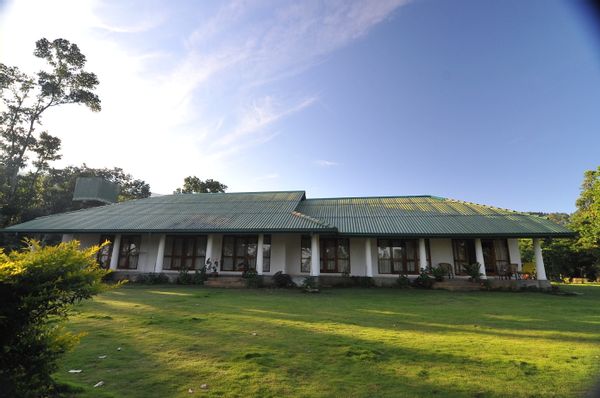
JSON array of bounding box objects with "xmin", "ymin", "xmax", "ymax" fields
[{"xmin": 1, "ymin": 0, "xmax": 598, "ymax": 212}]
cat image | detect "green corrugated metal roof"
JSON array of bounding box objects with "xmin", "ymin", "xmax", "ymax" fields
[
  {"xmin": 4, "ymin": 191, "xmax": 335, "ymax": 234},
  {"xmin": 3, "ymin": 192, "xmax": 574, "ymax": 237},
  {"xmin": 295, "ymin": 196, "xmax": 574, "ymax": 237}
]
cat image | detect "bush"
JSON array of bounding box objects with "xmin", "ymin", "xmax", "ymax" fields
[
  {"xmin": 412, "ymin": 272, "xmax": 434, "ymax": 289},
  {"xmin": 463, "ymin": 263, "xmax": 483, "ymax": 281},
  {"xmin": 301, "ymin": 276, "xmax": 319, "ymax": 292},
  {"xmin": 0, "ymin": 240, "xmax": 109, "ymax": 397},
  {"xmin": 396, "ymin": 274, "xmax": 411, "ymax": 288},
  {"xmin": 242, "ymin": 269, "xmax": 263, "ymax": 288},
  {"xmin": 177, "ymin": 266, "xmax": 205, "ymax": 285},
  {"xmin": 431, "ymin": 266, "xmax": 446, "ymax": 282},
  {"xmin": 272, "ymin": 271, "xmax": 295, "ymax": 288},
  {"xmin": 136, "ymin": 273, "xmax": 170, "ymax": 284}
]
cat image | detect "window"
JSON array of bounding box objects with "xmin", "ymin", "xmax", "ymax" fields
[
  {"xmin": 263, "ymin": 235, "xmax": 271, "ymax": 272},
  {"xmin": 482, "ymin": 239, "xmax": 510, "ymax": 275},
  {"xmin": 320, "ymin": 237, "xmax": 350, "ymax": 273},
  {"xmin": 97, "ymin": 234, "xmax": 114, "ymax": 269},
  {"xmin": 163, "ymin": 235, "xmax": 207, "ymax": 270},
  {"xmin": 221, "ymin": 235, "xmax": 258, "ymax": 271},
  {"xmin": 118, "ymin": 235, "xmax": 141, "ymax": 270},
  {"xmin": 452, "ymin": 239, "xmax": 476, "ymax": 275},
  {"xmin": 377, "ymin": 239, "xmax": 426, "ymax": 274},
  {"xmin": 301, "ymin": 235, "xmax": 311, "ymax": 273}
]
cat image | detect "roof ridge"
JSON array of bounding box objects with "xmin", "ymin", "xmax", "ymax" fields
[{"xmin": 291, "ymin": 210, "xmax": 335, "ymax": 229}]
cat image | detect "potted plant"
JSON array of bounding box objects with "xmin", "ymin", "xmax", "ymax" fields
[{"xmin": 205, "ymin": 258, "xmax": 219, "ymax": 277}]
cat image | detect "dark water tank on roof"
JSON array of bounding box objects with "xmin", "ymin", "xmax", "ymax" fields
[{"xmin": 73, "ymin": 177, "xmax": 119, "ymax": 204}]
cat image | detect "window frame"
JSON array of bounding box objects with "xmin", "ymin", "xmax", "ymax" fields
[
  {"xmin": 262, "ymin": 235, "xmax": 271, "ymax": 273},
  {"xmin": 319, "ymin": 237, "xmax": 350, "ymax": 274},
  {"xmin": 452, "ymin": 239, "xmax": 476, "ymax": 275},
  {"xmin": 376, "ymin": 238, "xmax": 428, "ymax": 275},
  {"xmin": 117, "ymin": 235, "xmax": 141, "ymax": 270},
  {"xmin": 163, "ymin": 235, "xmax": 207, "ymax": 271},
  {"xmin": 221, "ymin": 235, "xmax": 259, "ymax": 272},
  {"xmin": 97, "ymin": 234, "xmax": 114, "ymax": 269},
  {"xmin": 300, "ymin": 235, "xmax": 311, "ymax": 273}
]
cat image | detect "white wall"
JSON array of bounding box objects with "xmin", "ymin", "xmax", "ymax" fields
[
  {"xmin": 285, "ymin": 234, "xmax": 303, "ymax": 274},
  {"xmin": 349, "ymin": 237, "xmax": 367, "ymax": 276},
  {"xmin": 507, "ymin": 238, "xmax": 522, "ymax": 268},
  {"xmin": 73, "ymin": 233, "xmax": 100, "ymax": 248},
  {"xmin": 429, "ymin": 238, "xmax": 454, "ymax": 267}
]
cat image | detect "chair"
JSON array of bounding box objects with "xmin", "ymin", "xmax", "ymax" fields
[
  {"xmin": 497, "ymin": 263, "xmax": 511, "ymax": 280},
  {"xmin": 438, "ymin": 263, "xmax": 454, "ymax": 279},
  {"xmin": 509, "ymin": 264, "xmax": 520, "ymax": 280}
]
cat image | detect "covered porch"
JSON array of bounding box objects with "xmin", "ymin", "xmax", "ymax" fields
[{"xmin": 65, "ymin": 232, "xmax": 550, "ymax": 286}]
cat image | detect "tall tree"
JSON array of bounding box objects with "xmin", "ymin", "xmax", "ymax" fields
[
  {"xmin": 571, "ymin": 166, "xmax": 600, "ymax": 251},
  {"xmin": 174, "ymin": 176, "xmax": 227, "ymax": 194},
  {"xmin": 0, "ymin": 38, "xmax": 100, "ymax": 226},
  {"xmin": 18, "ymin": 165, "xmax": 151, "ymax": 223}
]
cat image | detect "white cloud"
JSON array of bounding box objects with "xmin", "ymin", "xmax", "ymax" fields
[
  {"xmin": 0, "ymin": 0, "xmax": 408, "ymax": 194},
  {"xmin": 315, "ymin": 159, "xmax": 340, "ymax": 167}
]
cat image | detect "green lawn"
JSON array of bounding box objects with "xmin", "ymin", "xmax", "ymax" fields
[{"xmin": 56, "ymin": 284, "xmax": 600, "ymax": 397}]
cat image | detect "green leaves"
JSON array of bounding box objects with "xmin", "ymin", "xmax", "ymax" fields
[{"xmin": 0, "ymin": 240, "xmax": 110, "ymax": 395}]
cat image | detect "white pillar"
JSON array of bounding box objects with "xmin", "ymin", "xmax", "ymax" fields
[
  {"xmin": 310, "ymin": 234, "xmax": 320, "ymax": 277},
  {"xmin": 419, "ymin": 238, "xmax": 427, "ymax": 271},
  {"xmin": 533, "ymin": 238, "xmax": 547, "ymax": 280},
  {"xmin": 61, "ymin": 234, "xmax": 74, "ymax": 243},
  {"xmin": 109, "ymin": 234, "xmax": 121, "ymax": 271},
  {"xmin": 205, "ymin": 234, "xmax": 214, "ymax": 265},
  {"xmin": 474, "ymin": 238, "xmax": 487, "ymax": 279},
  {"xmin": 256, "ymin": 234, "xmax": 264, "ymax": 275},
  {"xmin": 365, "ymin": 238, "xmax": 373, "ymax": 277},
  {"xmin": 155, "ymin": 234, "xmax": 166, "ymax": 273}
]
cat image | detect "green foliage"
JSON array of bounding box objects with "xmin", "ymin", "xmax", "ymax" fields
[
  {"xmin": 272, "ymin": 271, "xmax": 295, "ymax": 288},
  {"xmin": 242, "ymin": 269, "xmax": 263, "ymax": 288},
  {"xmin": 176, "ymin": 266, "xmax": 205, "ymax": 285},
  {"xmin": 411, "ymin": 272, "xmax": 434, "ymax": 289},
  {"xmin": 430, "ymin": 266, "xmax": 446, "ymax": 282},
  {"xmin": 173, "ymin": 176, "xmax": 227, "ymax": 194},
  {"xmin": 135, "ymin": 273, "xmax": 170, "ymax": 284},
  {"xmin": 0, "ymin": 38, "xmax": 100, "ymax": 227},
  {"xmin": 0, "ymin": 240, "xmax": 109, "ymax": 397},
  {"xmin": 396, "ymin": 274, "xmax": 411, "ymax": 288},
  {"xmin": 571, "ymin": 166, "xmax": 600, "ymax": 251},
  {"xmin": 462, "ymin": 263, "xmax": 483, "ymax": 281},
  {"xmin": 301, "ymin": 276, "xmax": 319, "ymax": 292}
]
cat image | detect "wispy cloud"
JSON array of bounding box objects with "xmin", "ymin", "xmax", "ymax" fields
[
  {"xmin": 0, "ymin": 0, "xmax": 409, "ymax": 193},
  {"xmin": 315, "ymin": 159, "xmax": 340, "ymax": 167}
]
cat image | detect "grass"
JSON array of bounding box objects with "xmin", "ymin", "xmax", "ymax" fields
[{"xmin": 55, "ymin": 284, "xmax": 600, "ymax": 397}]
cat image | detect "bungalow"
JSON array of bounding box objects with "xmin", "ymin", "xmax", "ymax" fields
[{"xmin": 3, "ymin": 191, "xmax": 573, "ymax": 287}]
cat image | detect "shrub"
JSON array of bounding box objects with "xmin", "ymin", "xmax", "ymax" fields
[
  {"xmin": 242, "ymin": 269, "xmax": 263, "ymax": 288},
  {"xmin": 431, "ymin": 266, "xmax": 446, "ymax": 282},
  {"xmin": 177, "ymin": 265, "xmax": 194, "ymax": 284},
  {"xmin": 301, "ymin": 276, "xmax": 319, "ymax": 292},
  {"xmin": 396, "ymin": 274, "xmax": 411, "ymax": 288},
  {"xmin": 145, "ymin": 273, "xmax": 170, "ymax": 284},
  {"xmin": 177, "ymin": 266, "xmax": 204, "ymax": 285},
  {"xmin": 0, "ymin": 240, "xmax": 109, "ymax": 397},
  {"xmin": 272, "ymin": 271, "xmax": 295, "ymax": 288},
  {"xmin": 412, "ymin": 272, "xmax": 434, "ymax": 289},
  {"xmin": 463, "ymin": 263, "xmax": 483, "ymax": 281}
]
